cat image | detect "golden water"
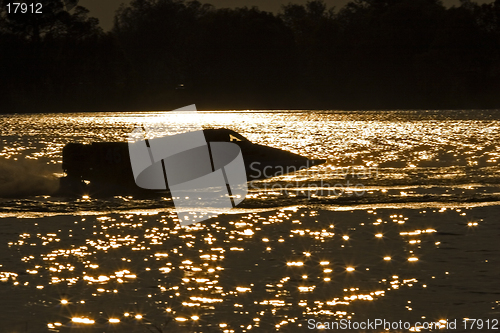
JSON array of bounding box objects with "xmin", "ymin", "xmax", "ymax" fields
[{"xmin": 0, "ymin": 110, "xmax": 499, "ymax": 332}]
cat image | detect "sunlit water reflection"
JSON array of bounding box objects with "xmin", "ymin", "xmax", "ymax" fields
[{"xmin": 0, "ymin": 110, "xmax": 499, "ymax": 332}]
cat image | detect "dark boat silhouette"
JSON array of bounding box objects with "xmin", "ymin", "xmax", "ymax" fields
[{"xmin": 59, "ymin": 128, "xmax": 325, "ymax": 196}]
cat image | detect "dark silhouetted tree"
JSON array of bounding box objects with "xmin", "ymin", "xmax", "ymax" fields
[
  {"xmin": 113, "ymin": 0, "xmax": 296, "ymax": 108},
  {"xmin": 0, "ymin": 0, "xmax": 99, "ymax": 42},
  {"xmin": 279, "ymin": 1, "xmax": 339, "ymax": 106},
  {"xmin": 0, "ymin": 0, "xmax": 127, "ymax": 112},
  {"xmin": 2, "ymin": 0, "xmax": 500, "ymax": 111}
]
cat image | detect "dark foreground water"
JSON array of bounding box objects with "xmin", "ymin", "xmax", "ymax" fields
[{"xmin": 0, "ymin": 110, "xmax": 499, "ymax": 332}]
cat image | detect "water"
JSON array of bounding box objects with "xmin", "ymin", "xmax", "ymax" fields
[{"xmin": 0, "ymin": 110, "xmax": 499, "ymax": 332}]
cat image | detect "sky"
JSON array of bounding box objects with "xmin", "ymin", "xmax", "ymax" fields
[{"xmin": 80, "ymin": 0, "xmax": 495, "ymax": 31}]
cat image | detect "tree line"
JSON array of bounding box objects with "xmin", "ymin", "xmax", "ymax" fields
[{"xmin": 1, "ymin": 0, "xmax": 500, "ymax": 112}]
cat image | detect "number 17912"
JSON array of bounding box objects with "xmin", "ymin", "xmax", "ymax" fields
[
  {"xmin": 6, "ymin": 3, "xmax": 42, "ymax": 13},
  {"xmin": 463, "ymin": 319, "xmax": 498, "ymax": 330}
]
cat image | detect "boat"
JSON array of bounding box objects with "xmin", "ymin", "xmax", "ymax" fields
[{"xmin": 59, "ymin": 128, "xmax": 325, "ymax": 196}]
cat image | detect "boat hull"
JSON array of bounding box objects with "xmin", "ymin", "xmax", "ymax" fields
[{"xmin": 59, "ymin": 129, "xmax": 325, "ymax": 196}]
